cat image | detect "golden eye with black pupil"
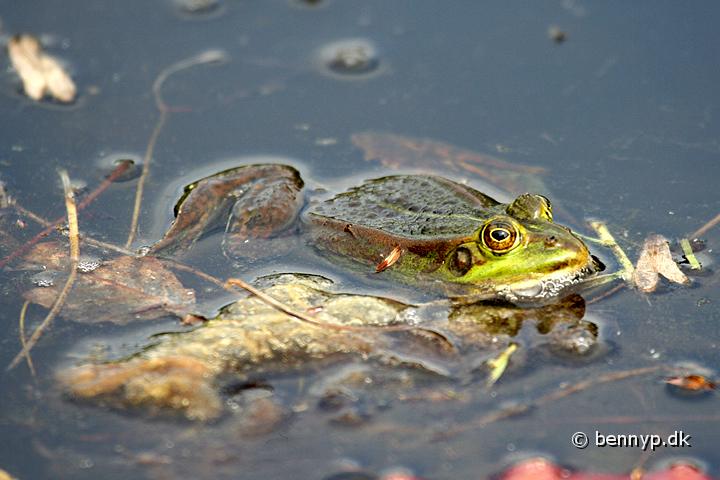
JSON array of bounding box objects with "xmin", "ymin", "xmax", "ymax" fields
[
  {"xmin": 449, "ymin": 247, "xmax": 473, "ymax": 276},
  {"xmin": 481, "ymin": 219, "xmax": 519, "ymax": 253}
]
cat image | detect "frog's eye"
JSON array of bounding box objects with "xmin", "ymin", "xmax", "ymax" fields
[{"xmin": 481, "ymin": 219, "xmax": 520, "ymax": 254}]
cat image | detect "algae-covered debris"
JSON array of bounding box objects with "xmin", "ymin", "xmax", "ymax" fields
[
  {"xmin": 58, "ymin": 275, "xmax": 414, "ymax": 420},
  {"xmin": 57, "ymin": 274, "xmax": 593, "ymax": 421}
]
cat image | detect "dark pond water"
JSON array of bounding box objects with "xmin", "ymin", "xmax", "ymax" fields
[{"xmin": 1, "ymin": 1, "xmax": 719, "ymax": 479}]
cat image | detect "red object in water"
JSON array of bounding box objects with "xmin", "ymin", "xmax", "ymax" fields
[{"xmin": 500, "ymin": 458, "xmax": 713, "ymax": 480}]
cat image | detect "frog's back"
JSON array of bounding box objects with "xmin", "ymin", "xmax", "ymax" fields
[{"xmin": 309, "ymin": 175, "xmax": 499, "ymax": 240}]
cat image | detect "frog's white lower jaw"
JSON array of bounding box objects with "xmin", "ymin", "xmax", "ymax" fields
[{"xmin": 501, "ymin": 261, "xmax": 598, "ymax": 301}]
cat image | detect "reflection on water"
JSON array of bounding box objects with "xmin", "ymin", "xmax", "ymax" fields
[{"xmin": 0, "ymin": 1, "xmax": 719, "ymax": 479}]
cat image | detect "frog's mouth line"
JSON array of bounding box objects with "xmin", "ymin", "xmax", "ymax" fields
[
  {"xmin": 535, "ymin": 265, "xmax": 595, "ymax": 299},
  {"xmin": 503, "ymin": 255, "xmax": 604, "ymax": 301}
]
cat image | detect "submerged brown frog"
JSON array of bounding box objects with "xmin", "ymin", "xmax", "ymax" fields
[{"xmin": 149, "ymin": 163, "xmax": 602, "ymax": 302}]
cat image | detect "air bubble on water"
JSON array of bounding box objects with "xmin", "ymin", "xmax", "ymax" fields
[{"xmin": 315, "ymin": 38, "xmax": 382, "ymax": 79}]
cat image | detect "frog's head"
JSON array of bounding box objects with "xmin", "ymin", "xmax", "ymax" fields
[{"xmin": 442, "ymin": 194, "xmax": 602, "ymax": 300}]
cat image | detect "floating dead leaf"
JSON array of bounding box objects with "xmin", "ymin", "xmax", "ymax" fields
[
  {"xmin": 21, "ymin": 242, "xmax": 195, "ymax": 324},
  {"xmin": 376, "ymin": 245, "xmax": 402, "ymax": 273},
  {"xmin": 665, "ymin": 374, "xmax": 716, "ymax": 392},
  {"xmin": 632, "ymin": 234, "xmax": 690, "ymax": 292},
  {"xmin": 7, "ymin": 34, "xmax": 76, "ymax": 103}
]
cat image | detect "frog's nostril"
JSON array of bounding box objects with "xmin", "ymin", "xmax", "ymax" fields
[{"xmin": 544, "ymin": 235, "xmax": 558, "ymax": 248}]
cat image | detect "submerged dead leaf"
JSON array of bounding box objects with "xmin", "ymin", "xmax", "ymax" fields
[
  {"xmin": 7, "ymin": 34, "xmax": 76, "ymax": 103},
  {"xmin": 21, "ymin": 242, "xmax": 195, "ymax": 324},
  {"xmin": 632, "ymin": 234, "xmax": 690, "ymax": 292},
  {"xmin": 665, "ymin": 374, "xmax": 716, "ymax": 392},
  {"xmin": 352, "ymin": 132, "xmax": 546, "ymax": 196},
  {"xmin": 375, "ymin": 245, "xmax": 402, "ymax": 273}
]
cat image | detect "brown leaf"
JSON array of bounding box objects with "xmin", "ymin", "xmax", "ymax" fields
[
  {"xmin": 22, "ymin": 242, "xmax": 195, "ymax": 324},
  {"xmin": 7, "ymin": 34, "xmax": 76, "ymax": 103},
  {"xmin": 632, "ymin": 234, "xmax": 690, "ymax": 292},
  {"xmin": 665, "ymin": 374, "xmax": 716, "ymax": 392},
  {"xmin": 351, "ymin": 132, "xmax": 546, "ymax": 196}
]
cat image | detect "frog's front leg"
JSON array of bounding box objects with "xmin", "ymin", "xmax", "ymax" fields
[{"xmin": 149, "ymin": 164, "xmax": 303, "ymax": 259}]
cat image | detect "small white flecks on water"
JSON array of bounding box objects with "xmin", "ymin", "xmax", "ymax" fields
[
  {"xmin": 31, "ymin": 271, "xmax": 57, "ymax": 287},
  {"xmin": 315, "ymin": 137, "xmax": 338, "ymax": 146}
]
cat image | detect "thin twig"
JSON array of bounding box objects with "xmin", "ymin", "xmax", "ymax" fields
[
  {"xmin": 7, "ymin": 170, "xmax": 80, "ymax": 371},
  {"xmin": 167, "ymin": 262, "xmax": 416, "ymax": 333},
  {"xmin": 125, "ymin": 50, "xmax": 228, "ymax": 249},
  {"xmin": 18, "ymin": 300, "xmax": 36, "ymax": 377},
  {"xmin": 0, "ymin": 160, "xmax": 131, "ymax": 269},
  {"xmin": 690, "ymin": 212, "xmax": 720, "ymax": 240}
]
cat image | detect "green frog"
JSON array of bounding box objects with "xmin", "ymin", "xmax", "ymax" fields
[{"xmin": 149, "ymin": 161, "xmax": 603, "ymax": 303}]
